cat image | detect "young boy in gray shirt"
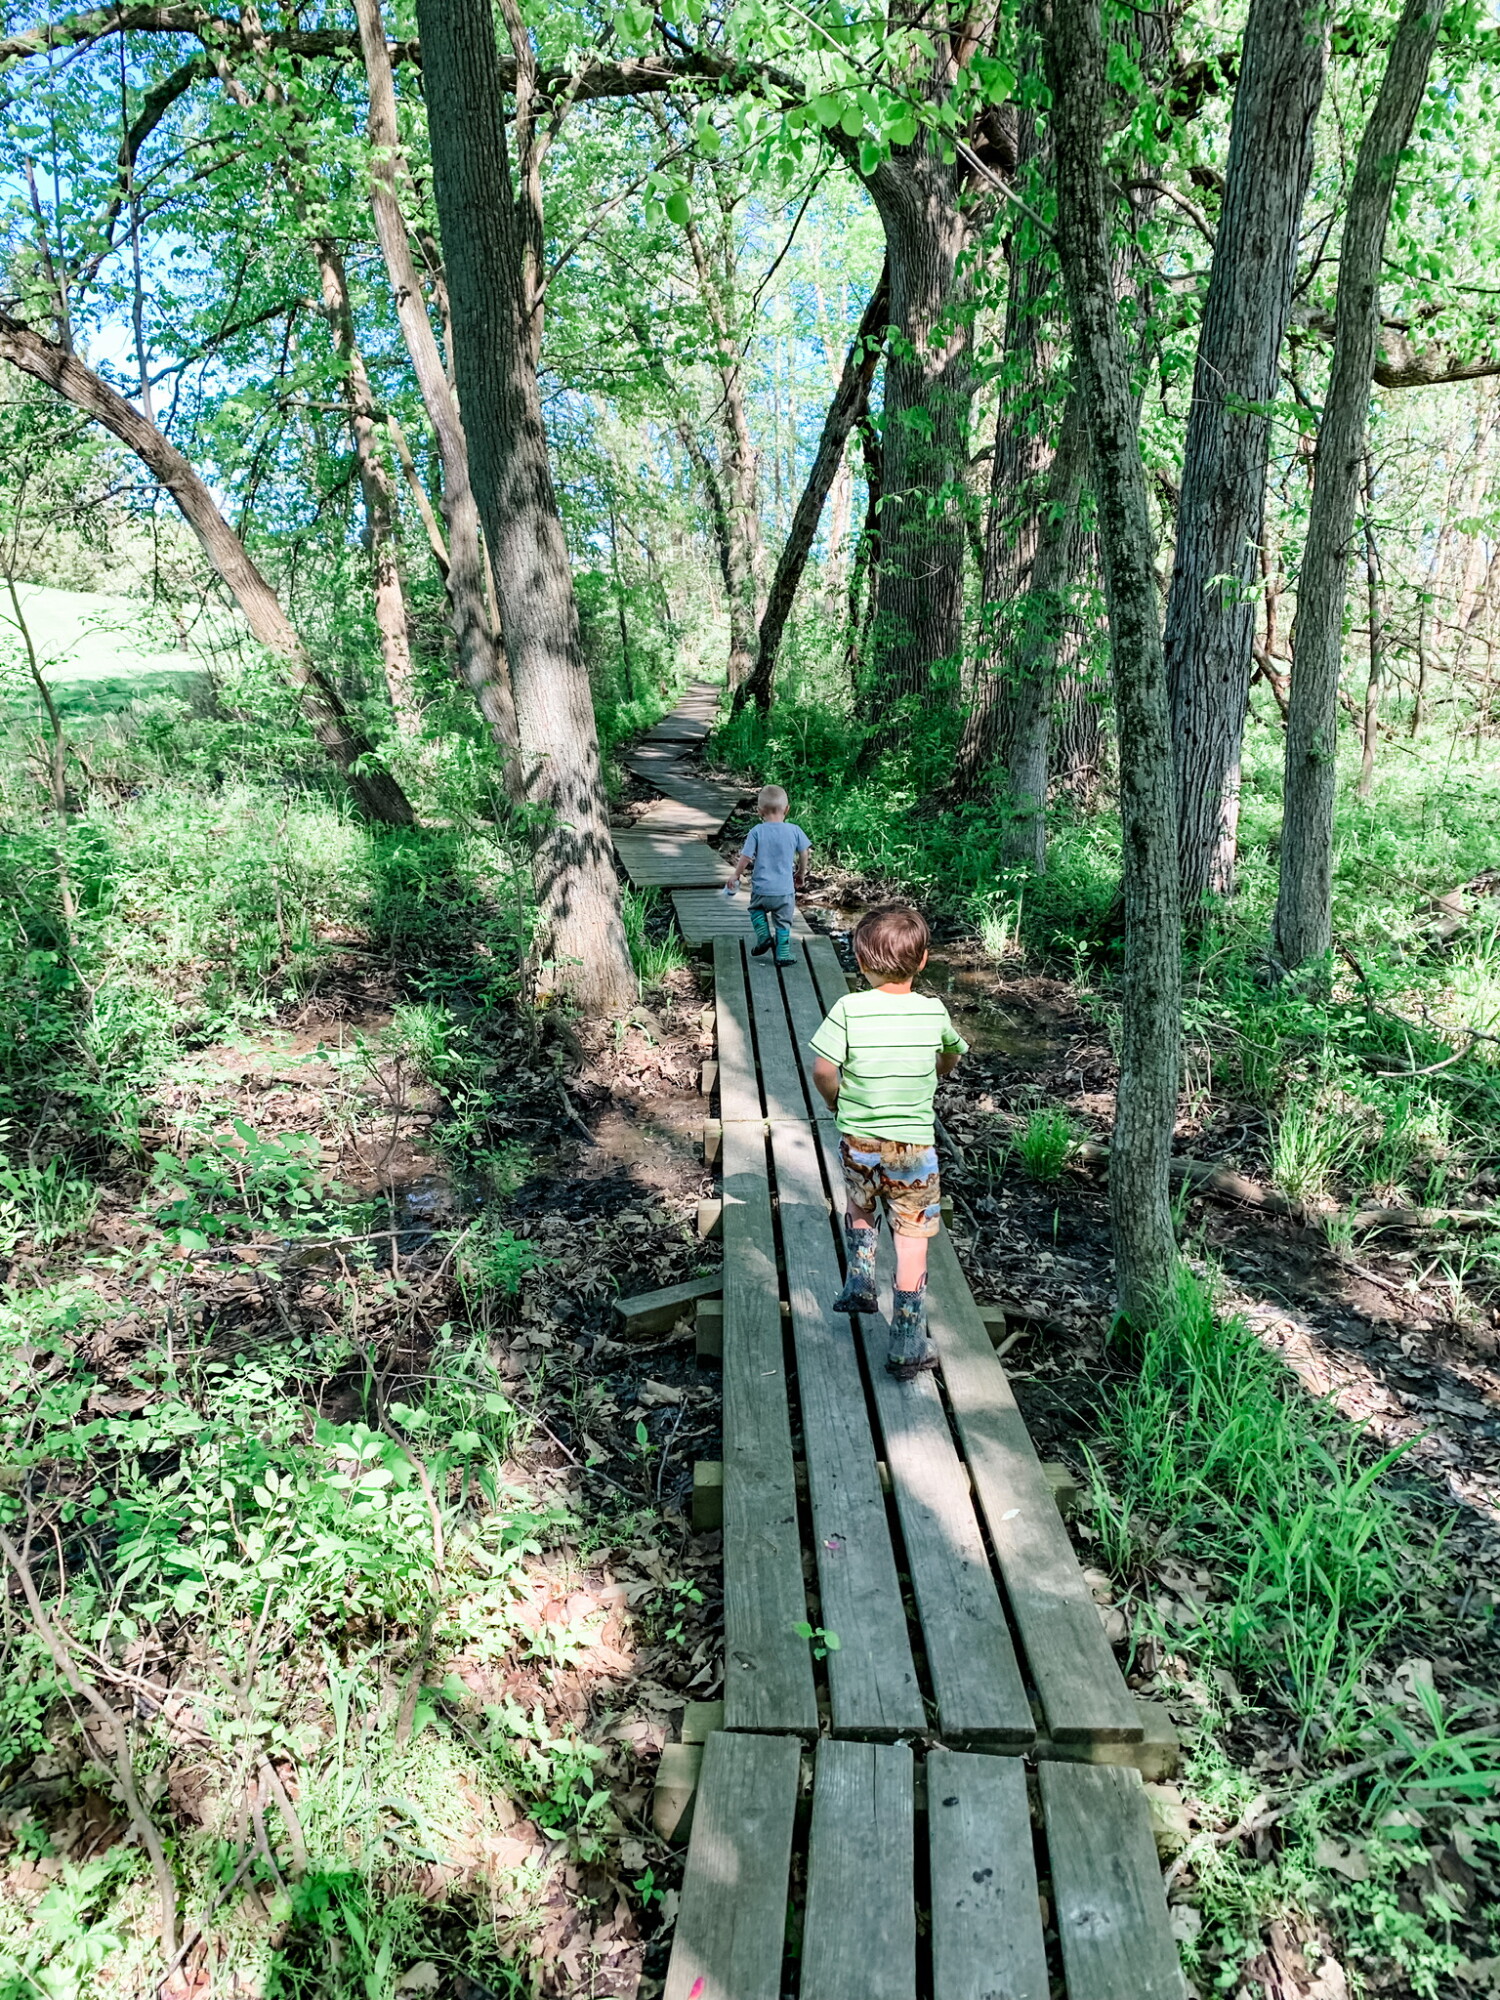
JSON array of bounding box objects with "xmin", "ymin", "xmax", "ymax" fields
[{"xmin": 724, "ymin": 785, "xmax": 810, "ymax": 965}]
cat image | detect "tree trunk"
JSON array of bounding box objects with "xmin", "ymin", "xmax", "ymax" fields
[
  {"xmin": 1054, "ymin": 656, "xmax": 1107, "ymax": 803},
  {"xmin": 354, "ymin": 0, "xmax": 520, "ymax": 772},
  {"xmin": 1358, "ymin": 451, "xmax": 1384, "ymax": 796},
  {"xmin": 865, "ymin": 144, "xmax": 975, "ymax": 719},
  {"xmin": 1274, "ymin": 0, "xmax": 1443, "ymax": 969},
  {"xmin": 736, "ymin": 260, "xmax": 889, "ymax": 717},
  {"xmin": 415, "ymin": 0, "xmax": 634, "ymax": 1011},
  {"xmin": 678, "ymin": 186, "xmax": 766, "ymax": 691},
  {"xmin": 998, "ymin": 393, "xmax": 1090, "ymax": 871},
  {"xmin": 0, "ymin": 310, "xmax": 414, "ymax": 826},
  {"xmin": 1045, "ymin": 0, "xmax": 1182, "ymax": 1317},
  {"xmin": 312, "ymin": 237, "xmax": 420, "ymax": 733},
  {"xmin": 954, "ymin": 49, "xmax": 1058, "ymax": 791},
  {"xmin": 1165, "ymin": 0, "xmax": 1329, "ymax": 914}
]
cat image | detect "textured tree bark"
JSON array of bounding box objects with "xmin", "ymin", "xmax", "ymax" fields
[
  {"xmin": 415, "ymin": 0, "xmax": 634, "ymax": 1011},
  {"xmin": 864, "ymin": 88, "xmax": 977, "ymax": 722},
  {"xmin": 1358, "ymin": 452, "xmax": 1384, "ymax": 797},
  {"xmin": 677, "ymin": 187, "xmax": 767, "ymax": 691},
  {"xmin": 1045, "ymin": 0, "xmax": 1182, "ymax": 1316},
  {"xmin": 997, "ymin": 395, "xmax": 1089, "ymax": 871},
  {"xmin": 736, "ymin": 261, "xmax": 889, "ymax": 717},
  {"xmin": 0, "ymin": 311, "xmax": 414, "ymax": 825},
  {"xmin": 1053, "ymin": 658, "xmax": 1107, "ymax": 802},
  {"xmin": 312, "ymin": 238, "xmax": 419, "ymax": 733},
  {"xmin": 954, "ymin": 45, "xmax": 1057, "ymax": 791},
  {"xmin": 1164, "ymin": 0, "xmax": 1329, "ymax": 914},
  {"xmin": 355, "ymin": 0, "xmax": 520, "ymax": 773},
  {"xmin": 1274, "ymin": 0, "xmax": 1443, "ymax": 969}
]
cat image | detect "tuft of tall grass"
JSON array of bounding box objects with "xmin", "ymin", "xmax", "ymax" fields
[
  {"xmin": 1269, "ymin": 1098, "xmax": 1356, "ymax": 1206},
  {"xmin": 620, "ymin": 886, "xmax": 687, "ymax": 990},
  {"xmin": 1091, "ymin": 1270, "xmax": 1432, "ymax": 1739},
  {"xmin": 1017, "ymin": 1108, "xmax": 1078, "ymax": 1181}
]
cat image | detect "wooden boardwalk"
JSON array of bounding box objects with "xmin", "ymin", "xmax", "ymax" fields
[{"xmin": 619, "ymin": 687, "xmax": 1183, "ymax": 2000}]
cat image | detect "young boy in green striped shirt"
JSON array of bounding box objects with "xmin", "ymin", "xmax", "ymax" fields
[{"xmin": 809, "ymin": 906, "xmax": 967, "ymax": 1379}]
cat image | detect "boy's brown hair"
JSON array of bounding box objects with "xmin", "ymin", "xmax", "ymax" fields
[{"xmin": 853, "ymin": 905, "xmax": 930, "ymax": 979}]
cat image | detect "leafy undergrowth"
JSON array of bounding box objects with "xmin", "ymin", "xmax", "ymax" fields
[
  {"xmin": 0, "ymin": 765, "xmax": 732, "ymax": 1997},
  {"xmin": 930, "ymin": 963, "xmax": 1500, "ymax": 1998}
]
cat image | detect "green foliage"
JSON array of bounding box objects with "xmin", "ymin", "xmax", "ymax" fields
[
  {"xmin": 0, "ymin": 1140, "xmax": 99, "ymax": 1252},
  {"xmin": 1016, "ymin": 1107, "xmax": 1079, "ymax": 1181},
  {"xmin": 1090, "ymin": 1270, "xmax": 1436, "ymax": 1736},
  {"xmin": 621, "ymin": 885, "xmax": 688, "ymax": 989},
  {"xmin": 482, "ymin": 1700, "xmax": 612, "ymax": 1859},
  {"xmin": 146, "ymin": 1121, "xmax": 340, "ymax": 1244},
  {"xmin": 1269, "ymin": 1098, "xmax": 1356, "ymax": 1207}
]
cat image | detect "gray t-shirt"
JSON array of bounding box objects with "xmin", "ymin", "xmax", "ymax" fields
[{"xmin": 742, "ymin": 819, "xmax": 810, "ymax": 901}]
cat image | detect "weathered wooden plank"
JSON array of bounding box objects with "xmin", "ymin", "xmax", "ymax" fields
[
  {"xmin": 673, "ymin": 890, "xmax": 814, "ymax": 945},
  {"xmin": 804, "ymin": 933, "xmax": 857, "ymax": 1016},
  {"xmin": 858, "ymin": 1293, "xmax": 1033, "ymax": 1745},
  {"xmin": 614, "ymin": 1273, "xmax": 722, "ymax": 1336},
  {"xmin": 778, "ymin": 952, "xmax": 842, "ymax": 1130},
  {"xmin": 720, "ymin": 1116, "xmax": 817, "ymax": 1734},
  {"xmin": 613, "ymin": 833, "xmax": 731, "ymax": 888},
  {"xmin": 744, "ymin": 946, "xmax": 813, "ymax": 1123},
  {"xmin": 769, "ymin": 1120, "xmax": 923, "ymax": 1738},
  {"xmin": 1040, "ymin": 1763, "xmax": 1184, "ymax": 2000},
  {"xmin": 926, "ymin": 1234, "xmax": 1141, "ymax": 1744},
  {"xmin": 663, "ymin": 1731, "xmax": 801, "ymax": 2000},
  {"xmin": 928, "ymin": 1750, "xmax": 1049, "ymax": 2000},
  {"xmin": 801, "ymin": 1740, "xmax": 915, "ymax": 2000},
  {"xmin": 713, "ymin": 937, "xmax": 762, "ymax": 1126}
]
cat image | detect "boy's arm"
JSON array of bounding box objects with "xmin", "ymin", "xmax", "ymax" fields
[
  {"xmin": 811, "ymin": 1055, "xmax": 841, "ymax": 1110},
  {"xmin": 936, "ymin": 1009, "xmax": 967, "ymax": 1078}
]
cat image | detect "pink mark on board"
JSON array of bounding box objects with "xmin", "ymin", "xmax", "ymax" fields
[{"xmin": 689, "ymin": 1981, "xmax": 706, "ymax": 2000}]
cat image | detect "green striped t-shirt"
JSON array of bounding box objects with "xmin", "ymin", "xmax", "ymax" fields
[{"xmin": 809, "ymin": 989, "xmax": 968, "ymax": 1146}]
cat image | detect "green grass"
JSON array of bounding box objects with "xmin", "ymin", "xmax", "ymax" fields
[
  {"xmin": 1089, "ymin": 1270, "xmax": 1440, "ymax": 1740},
  {"xmin": 621, "ymin": 884, "xmax": 688, "ymax": 990},
  {"xmin": 1017, "ymin": 1107, "xmax": 1079, "ymax": 1180},
  {"xmin": 0, "ymin": 582, "xmax": 210, "ymax": 715}
]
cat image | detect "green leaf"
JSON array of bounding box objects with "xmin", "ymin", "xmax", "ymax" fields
[
  {"xmin": 859, "ymin": 139, "xmax": 884, "ymax": 177},
  {"xmin": 663, "ymin": 189, "xmax": 691, "ymax": 227}
]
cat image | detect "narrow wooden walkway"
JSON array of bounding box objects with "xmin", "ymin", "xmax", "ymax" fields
[{"xmin": 617, "ymin": 686, "xmax": 1183, "ymax": 2000}]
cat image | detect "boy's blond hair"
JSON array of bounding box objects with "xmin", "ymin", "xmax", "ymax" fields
[{"xmin": 757, "ymin": 784, "xmax": 789, "ymax": 816}]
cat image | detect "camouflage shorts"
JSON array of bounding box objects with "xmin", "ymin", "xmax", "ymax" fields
[{"xmin": 839, "ymin": 1136, "xmax": 942, "ymax": 1239}]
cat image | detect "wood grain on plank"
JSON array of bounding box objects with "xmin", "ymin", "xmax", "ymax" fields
[
  {"xmin": 801, "ymin": 1739, "xmax": 916, "ymax": 2000},
  {"xmin": 714, "ymin": 937, "xmax": 762, "ymax": 1125},
  {"xmin": 770, "ymin": 1120, "xmax": 924, "ymax": 1738},
  {"xmin": 674, "ymin": 891, "xmax": 816, "ymax": 945},
  {"xmin": 927, "ymin": 1232, "xmax": 1140, "ymax": 1743},
  {"xmin": 928, "ymin": 1749, "xmax": 1049, "ymax": 2000},
  {"xmin": 663, "ymin": 1732, "xmax": 800, "ymax": 2000},
  {"xmin": 612, "ymin": 832, "xmax": 731, "ymax": 888},
  {"xmin": 720, "ymin": 1117, "xmax": 817, "ymax": 1733},
  {"xmin": 778, "ymin": 952, "xmax": 842, "ymax": 1128},
  {"xmin": 745, "ymin": 945, "xmax": 813, "ymax": 1123},
  {"xmin": 859, "ymin": 1288, "xmax": 1033, "ymax": 1745},
  {"xmin": 1040, "ymin": 1762, "xmax": 1184, "ymax": 2000},
  {"xmin": 804, "ymin": 934, "xmax": 853, "ymax": 1017}
]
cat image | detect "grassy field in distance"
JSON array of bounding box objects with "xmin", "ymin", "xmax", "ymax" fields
[{"xmin": 0, "ymin": 582, "xmax": 211, "ymax": 715}]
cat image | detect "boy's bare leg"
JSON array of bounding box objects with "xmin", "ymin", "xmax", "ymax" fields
[{"xmin": 893, "ymin": 1233, "xmax": 928, "ymax": 1292}]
